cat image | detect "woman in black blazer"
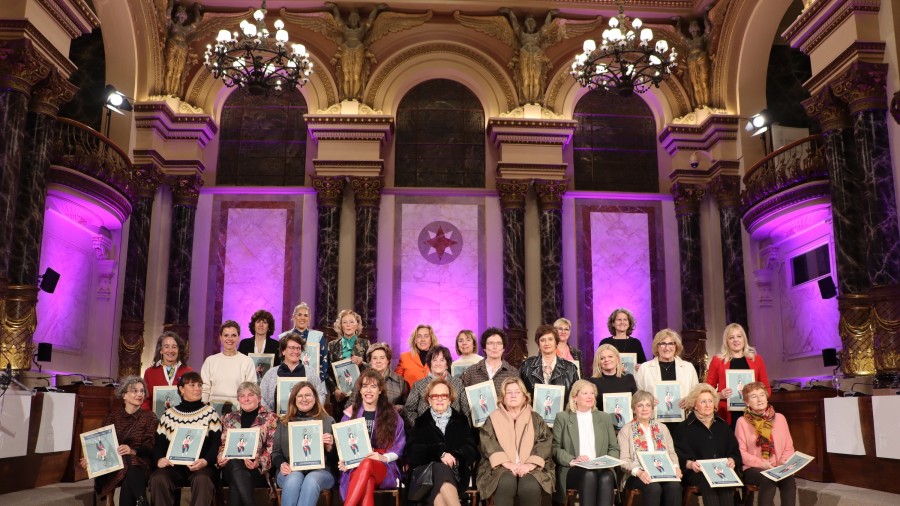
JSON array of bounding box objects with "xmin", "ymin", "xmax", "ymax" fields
[
  {"xmin": 237, "ymin": 309, "xmax": 281, "ymax": 366},
  {"xmin": 407, "ymin": 378, "xmax": 478, "ymax": 506}
]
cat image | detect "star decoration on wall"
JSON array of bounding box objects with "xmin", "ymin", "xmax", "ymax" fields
[{"xmin": 418, "ymin": 221, "xmax": 463, "ymax": 265}]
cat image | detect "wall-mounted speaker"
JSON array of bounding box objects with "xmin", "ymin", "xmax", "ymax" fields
[
  {"xmin": 818, "ymin": 276, "xmax": 837, "ymax": 299},
  {"xmin": 39, "ymin": 268, "xmax": 60, "ymax": 294},
  {"xmin": 36, "ymin": 342, "xmax": 53, "ymax": 362},
  {"xmin": 822, "ymin": 348, "xmax": 839, "ymax": 368}
]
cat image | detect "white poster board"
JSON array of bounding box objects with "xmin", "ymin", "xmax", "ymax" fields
[
  {"xmin": 872, "ymin": 396, "xmax": 900, "ymax": 459},
  {"xmin": 824, "ymin": 397, "xmax": 865, "ymax": 456},
  {"xmin": 35, "ymin": 392, "xmax": 76, "ymax": 453},
  {"xmin": 0, "ymin": 390, "xmax": 32, "ymax": 458}
]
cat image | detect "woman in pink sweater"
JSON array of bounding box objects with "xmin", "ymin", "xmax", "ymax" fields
[{"xmin": 734, "ymin": 381, "xmax": 796, "ymax": 506}]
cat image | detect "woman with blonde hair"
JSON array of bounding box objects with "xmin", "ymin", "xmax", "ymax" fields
[
  {"xmin": 706, "ymin": 323, "xmax": 771, "ymax": 426},
  {"xmin": 476, "ymin": 377, "xmax": 554, "ymax": 506},
  {"xmin": 552, "ymin": 379, "xmax": 619, "ymax": 506},
  {"xmin": 588, "ymin": 344, "xmax": 637, "ymax": 409},
  {"xmin": 553, "ymin": 318, "xmax": 582, "ymax": 365},
  {"xmin": 396, "ymin": 324, "xmax": 439, "ymax": 388},
  {"xmin": 327, "ymin": 309, "xmax": 370, "ymax": 411},
  {"xmin": 634, "ymin": 329, "xmax": 699, "ymax": 439}
]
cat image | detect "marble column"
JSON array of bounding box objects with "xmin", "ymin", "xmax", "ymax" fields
[
  {"xmin": 2, "ymin": 71, "xmax": 76, "ymax": 372},
  {"xmin": 710, "ymin": 174, "xmax": 748, "ymax": 330},
  {"xmin": 833, "ymin": 62, "xmax": 900, "ymax": 387},
  {"xmin": 118, "ymin": 166, "xmax": 163, "ymax": 378},
  {"xmin": 349, "ymin": 176, "xmax": 383, "ymax": 342},
  {"xmin": 671, "ymin": 182, "xmax": 707, "ymax": 375},
  {"xmin": 497, "ymin": 179, "xmax": 530, "ymax": 366},
  {"xmin": 534, "ymin": 179, "xmax": 568, "ymax": 326},
  {"xmin": 311, "ymin": 176, "xmax": 346, "ymax": 340},
  {"xmin": 163, "ymin": 174, "xmax": 203, "ymax": 343},
  {"xmin": 803, "ymin": 88, "xmax": 873, "ymax": 377}
]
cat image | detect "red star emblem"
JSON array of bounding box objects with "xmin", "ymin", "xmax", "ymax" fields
[{"xmin": 424, "ymin": 227, "xmax": 458, "ymax": 260}]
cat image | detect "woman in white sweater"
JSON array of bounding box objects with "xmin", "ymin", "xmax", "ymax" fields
[{"xmin": 200, "ymin": 320, "xmax": 257, "ymax": 405}]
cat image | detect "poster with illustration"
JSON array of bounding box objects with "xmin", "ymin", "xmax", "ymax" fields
[
  {"xmin": 726, "ymin": 369, "xmax": 755, "ymax": 411},
  {"xmin": 637, "ymin": 451, "xmax": 680, "ymax": 482},
  {"xmin": 620, "ymin": 353, "xmax": 637, "ymax": 376},
  {"xmin": 464, "ymin": 381, "xmax": 498, "ymax": 427},
  {"xmin": 654, "ymin": 381, "xmax": 684, "ymax": 422},
  {"xmin": 332, "ymin": 359, "xmax": 360, "ymax": 395},
  {"xmin": 288, "ymin": 420, "xmax": 326, "ymax": 471},
  {"xmin": 80, "ymin": 425, "xmax": 124, "ymax": 479},
  {"xmin": 211, "ymin": 399, "xmax": 234, "ymax": 418},
  {"xmin": 249, "ymin": 354, "xmax": 275, "ymax": 383},
  {"xmin": 276, "ymin": 377, "xmax": 305, "ymax": 415},
  {"xmin": 532, "ymin": 384, "xmax": 565, "ymax": 427},
  {"xmin": 223, "ymin": 427, "xmax": 260, "ymax": 460},
  {"xmin": 301, "ymin": 343, "xmax": 320, "ymax": 380},
  {"xmin": 602, "ymin": 392, "xmax": 633, "ymax": 430},
  {"xmin": 152, "ymin": 386, "xmax": 179, "ymax": 419},
  {"xmin": 761, "ymin": 452, "xmax": 814, "ymax": 482},
  {"xmin": 333, "ymin": 418, "xmax": 372, "ymax": 469},
  {"xmin": 698, "ymin": 458, "xmax": 743, "ymax": 488},
  {"xmin": 165, "ymin": 425, "xmax": 207, "ymax": 465}
]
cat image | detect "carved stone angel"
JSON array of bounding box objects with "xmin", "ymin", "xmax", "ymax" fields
[
  {"xmin": 281, "ymin": 4, "xmax": 432, "ymax": 102},
  {"xmin": 672, "ymin": 7, "xmax": 713, "ymax": 107},
  {"xmin": 455, "ymin": 9, "xmax": 602, "ymax": 106},
  {"xmin": 163, "ymin": 0, "xmax": 203, "ymax": 97}
]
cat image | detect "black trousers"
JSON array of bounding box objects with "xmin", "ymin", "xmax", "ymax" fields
[
  {"xmin": 116, "ymin": 466, "xmax": 149, "ymax": 506},
  {"xmin": 624, "ymin": 475, "xmax": 682, "ymax": 506},
  {"xmin": 149, "ymin": 466, "xmax": 216, "ymax": 506},
  {"xmin": 743, "ymin": 467, "xmax": 796, "ymax": 506},
  {"xmin": 565, "ymin": 467, "xmax": 615, "ymax": 506},
  {"xmin": 685, "ymin": 472, "xmax": 735, "ymax": 506},
  {"xmin": 222, "ymin": 460, "xmax": 269, "ymax": 506}
]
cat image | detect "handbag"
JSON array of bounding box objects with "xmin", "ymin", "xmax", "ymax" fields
[{"xmin": 407, "ymin": 462, "xmax": 435, "ymax": 502}]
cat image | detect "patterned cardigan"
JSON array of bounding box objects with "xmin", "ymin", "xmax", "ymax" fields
[
  {"xmin": 326, "ymin": 336, "xmax": 370, "ymax": 393},
  {"xmin": 217, "ymin": 405, "xmax": 278, "ymax": 473}
]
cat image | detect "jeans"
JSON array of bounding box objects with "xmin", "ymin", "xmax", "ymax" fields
[{"xmin": 277, "ymin": 469, "xmax": 335, "ymax": 506}]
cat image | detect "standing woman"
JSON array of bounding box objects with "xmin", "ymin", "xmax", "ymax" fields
[
  {"xmin": 238, "ymin": 309, "xmax": 281, "ymax": 366},
  {"xmin": 216, "ymin": 382, "xmax": 277, "ymax": 506},
  {"xmin": 461, "ymin": 328, "xmax": 519, "ymax": 395},
  {"xmin": 598, "ymin": 308, "xmax": 647, "ymax": 365},
  {"xmin": 404, "ymin": 346, "xmax": 470, "ymax": 428},
  {"xmin": 476, "ymin": 377, "xmax": 554, "ymax": 506},
  {"xmin": 617, "ymin": 390, "xmax": 682, "ymax": 506},
  {"xmin": 634, "ymin": 329, "xmax": 699, "ymax": 439},
  {"xmin": 141, "ymin": 331, "xmax": 192, "ymax": 411},
  {"xmin": 259, "ymin": 334, "xmax": 327, "ymax": 412},
  {"xmin": 706, "ymin": 323, "xmax": 771, "ymax": 426},
  {"xmin": 735, "ymin": 382, "xmax": 797, "ymax": 506},
  {"xmin": 81, "ymin": 376, "xmax": 158, "ymax": 506},
  {"xmin": 676, "ymin": 384, "xmax": 741, "ymax": 506},
  {"xmin": 553, "ymin": 318, "xmax": 582, "ymax": 366},
  {"xmin": 552, "ymin": 380, "xmax": 619, "ymax": 506},
  {"xmin": 407, "ymin": 378, "xmax": 478, "ymax": 506},
  {"xmin": 453, "ymin": 329, "xmax": 482, "ymax": 374},
  {"xmin": 519, "ymin": 324, "xmax": 580, "ymax": 400},
  {"xmin": 589, "ymin": 344, "xmax": 638, "ymax": 404},
  {"xmin": 327, "ymin": 309, "xmax": 370, "ymax": 409},
  {"xmin": 396, "ymin": 324, "xmax": 438, "ymax": 388},
  {"xmin": 339, "ymin": 369, "xmax": 406, "ymax": 506},
  {"xmin": 272, "ymin": 382, "xmax": 337, "ymax": 506}
]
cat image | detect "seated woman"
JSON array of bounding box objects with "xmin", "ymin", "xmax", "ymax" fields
[
  {"xmin": 405, "ymin": 346, "xmax": 469, "ymax": 427},
  {"xmin": 272, "ymin": 382, "xmax": 337, "ymax": 506},
  {"xmin": 81, "ymin": 376, "xmax": 157, "ymax": 506},
  {"xmin": 407, "ymin": 378, "xmax": 478, "ymax": 506},
  {"xmin": 216, "ymin": 381, "xmax": 277, "ymax": 506},
  {"xmin": 552, "ymin": 379, "xmax": 619, "ymax": 506},
  {"xmin": 348, "ymin": 343, "xmax": 408, "ymax": 410},
  {"xmin": 259, "ymin": 334, "xmax": 327, "ymax": 411},
  {"xmin": 735, "ymin": 382, "xmax": 797, "ymax": 506},
  {"xmin": 150, "ymin": 372, "xmax": 222, "ymax": 506},
  {"xmin": 519, "ymin": 324, "xmax": 580, "ymax": 400},
  {"xmin": 589, "ymin": 344, "xmax": 638, "ymax": 402},
  {"xmin": 476, "ymin": 377, "xmax": 554, "ymax": 506},
  {"xmin": 676, "ymin": 384, "xmax": 741, "ymax": 506},
  {"xmin": 339, "ymin": 369, "xmax": 406, "ymax": 506},
  {"xmin": 617, "ymin": 390, "xmax": 682, "ymax": 506}
]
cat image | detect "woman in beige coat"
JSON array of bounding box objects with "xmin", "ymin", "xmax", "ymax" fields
[{"xmin": 477, "ymin": 377, "xmax": 554, "ymax": 506}]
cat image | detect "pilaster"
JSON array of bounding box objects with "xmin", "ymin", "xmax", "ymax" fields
[{"xmin": 497, "ymin": 178, "xmax": 530, "ymax": 366}]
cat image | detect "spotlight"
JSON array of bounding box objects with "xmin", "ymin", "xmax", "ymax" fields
[
  {"xmin": 103, "ymin": 84, "xmax": 133, "ymax": 114},
  {"xmin": 745, "ymin": 111, "xmax": 770, "ymax": 137}
]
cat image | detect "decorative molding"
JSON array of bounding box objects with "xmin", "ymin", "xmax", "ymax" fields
[
  {"xmin": 36, "ymin": 0, "xmax": 100, "ymax": 39},
  {"xmin": 312, "ymin": 160, "xmax": 384, "ymax": 178},
  {"xmin": 803, "ymin": 42, "xmax": 886, "ymax": 95},
  {"xmin": 658, "ymin": 114, "xmax": 740, "ymax": 156},
  {"xmin": 742, "ymin": 181, "xmax": 831, "ymax": 235},
  {"xmin": 534, "ymin": 179, "xmax": 569, "ymax": 211},
  {"xmin": 0, "ymin": 38, "xmax": 51, "ymax": 95},
  {"xmin": 349, "ymin": 176, "xmax": 384, "ymax": 208},
  {"xmin": 30, "ymin": 69, "xmax": 78, "ymax": 117},
  {"xmin": 47, "ymin": 166, "xmax": 132, "ymax": 224},
  {"xmin": 131, "ymin": 164, "xmax": 164, "ymax": 199},
  {"xmin": 670, "ymin": 182, "xmax": 705, "ymax": 215},
  {"xmin": 499, "ymin": 105, "xmax": 566, "ymax": 119},
  {"xmin": 166, "ymin": 174, "xmax": 203, "ymax": 206},
  {"xmin": 803, "ymin": 87, "xmax": 851, "ymax": 132},
  {"xmin": 309, "ymin": 175, "xmax": 346, "ymax": 207},
  {"xmin": 831, "ymin": 61, "xmax": 889, "ymax": 114},
  {"xmin": 316, "ymin": 101, "xmax": 385, "ymax": 115},
  {"xmin": 496, "ymin": 178, "xmax": 530, "ymax": 210},
  {"xmin": 785, "ymin": 0, "xmax": 881, "ymax": 56},
  {"xmin": 0, "ymin": 20, "xmax": 77, "ymax": 78},
  {"xmin": 133, "ymin": 102, "xmax": 219, "ymax": 147},
  {"xmin": 710, "ymin": 173, "xmax": 742, "ymax": 208},
  {"xmin": 92, "ymin": 235, "xmax": 112, "ymax": 260},
  {"xmin": 496, "ymin": 163, "xmax": 567, "ymax": 181}
]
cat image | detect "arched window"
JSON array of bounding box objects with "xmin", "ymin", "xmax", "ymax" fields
[
  {"xmin": 216, "ymin": 90, "xmax": 308, "ymax": 186},
  {"xmin": 572, "ymin": 93, "xmax": 658, "ymax": 193},
  {"xmin": 395, "ymin": 79, "xmax": 485, "ymax": 187}
]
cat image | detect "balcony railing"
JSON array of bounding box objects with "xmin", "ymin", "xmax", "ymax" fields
[
  {"xmin": 50, "ymin": 117, "xmax": 134, "ymax": 203},
  {"xmin": 741, "ymin": 134, "xmax": 827, "ymax": 216}
]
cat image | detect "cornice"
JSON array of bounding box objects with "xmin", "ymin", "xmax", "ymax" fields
[
  {"xmin": 133, "ymin": 102, "xmax": 218, "ymax": 148},
  {"xmin": 803, "ymin": 41, "xmax": 886, "ymax": 95},
  {"xmin": 785, "ymin": 0, "xmax": 880, "ymax": 55},
  {"xmin": 742, "ymin": 181, "xmax": 831, "ymax": 233},
  {"xmin": 37, "ymin": 0, "xmax": 100, "ymax": 39},
  {"xmin": 658, "ymin": 115, "xmax": 740, "ymax": 156},
  {"xmin": 0, "ymin": 21, "xmax": 76, "ymax": 78}
]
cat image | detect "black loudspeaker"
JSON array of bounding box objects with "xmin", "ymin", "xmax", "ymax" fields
[
  {"xmin": 36, "ymin": 342, "xmax": 53, "ymax": 362},
  {"xmin": 818, "ymin": 276, "xmax": 837, "ymax": 299},
  {"xmin": 822, "ymin": 348, "xmax": 839, "ymax": 367},
  {"xmin": 39, "ymin": 268, "xmax": 60, "ymax": 293}
]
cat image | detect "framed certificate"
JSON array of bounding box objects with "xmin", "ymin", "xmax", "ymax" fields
[
  {"xmin": 573, "ymin": 455, "xmax": 623, "ymax": 469},
  {"xmin": 332, "ymin": 359, "xmax": 360, "ymax": 395},
  {"xmin": 637, "ymin": 451, "xmax": 679, "ymax": 482},
  {"xmin": 654, "ymin": 381, "xmax": 684, "ymax": 422},
  {"xmin": 165, "ymin": 425, "xmax": 208, "ymax": 465},
  {"xmin": 211, "ymin": 399, "xmax": 234, "ymax": 418},
  {"xmin": 620, "ymin": 353, "xmax": 638, "ymax": 376},
  {"xmin": 152, "ymin": 386, "xmax": 179, "ymax": 419},
  {"xmin": 725, "ymin": 369, "xmax": 755, "ymax": 411},
  {"xmin": 333, "ymin": 418, "xmax": 372, "ymax": 469},
  {"xmin": 602, "ymin": 392, "xmax": 632, "ymax": 431},
  {"xmin": 451, "ymin": 363, "xmax": 471, "ymax": 378},
  {"xmin": 80, "ymin": 425, "xmax": 124, "ymax": 479},
  {"xmin": 697, "ymin": 458, "xmax": 743, "ymax": 488},
  {"xmin": 276, "ymin": 377, "xmax": 305, "ymax": 415},
  {"xmin": 249, "ymin": 353, "xmax": 275, "ymax": 383},
  {"xmin": 464, "ymin": 380, "xmax": 498, "ymax": 428},
  {"xmin": 761, "ymin": 452, "xmax": 814, "ymax": 482},
  {"xmin": 302, "ymin": 342, "xmax": 320, "ymax": 380},
  {"xmin": 222, "ymin": 427, "xmax": 260, "ymax": 460},
  {"xmin": 532, "ymin": 384, "xmax": 565, "ymax": 427},
  {"xmin": 288, "ymin": 420, "xmax": 326, "ymax": 471}
]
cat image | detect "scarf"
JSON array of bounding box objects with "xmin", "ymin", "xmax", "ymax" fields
[
  {"xmin": 744, "ymin": 404, "xmax": 776, "ymax": 459},
  {"xmin": 489, "ymin": 406, "xmax": 536, "ymax": 465},
  {"xmin": 340, "ymin": 335, "xmax": 358, "ymax": 359},
  {"xmin": 431, "ymin": 408, "xmax": 451, "ymax": 434},
  {"xmin": 631, "ymin": 419, "xmax": 666, "ymax": 452}
]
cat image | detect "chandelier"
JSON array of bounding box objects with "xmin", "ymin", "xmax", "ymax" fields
[
  {"xmin": 571, "ymin": 0, "xmax": 677, "ymax": 96},
  {"xmin": 204, "ymin": 0, "xmax": 313, "ymax": 95}
]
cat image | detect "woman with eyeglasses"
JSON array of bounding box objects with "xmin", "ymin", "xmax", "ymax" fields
[
  {"xmin": 634, "ymin": 329, "xmax": 698, "ymax": 440},
  {"xmin": 553, "ymin": 318, "xmax": 582, "ymax": 367},
  {"xmin": 327, "ymin": 309, "xmax": 370, "ymax": 413},
  {"xmin": 81, "ymin": 376, "xmax": 158, "ymax": 506},
  {"xmin": 259, "ymin": 334, "xmax": 327, "ymax": 412},
  {"xmin": 407, "ymin": 378, "xmax": 478, "ymax": 506}
]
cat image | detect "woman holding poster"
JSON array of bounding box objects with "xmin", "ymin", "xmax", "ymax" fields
[
  {"xmin": 735, "ymin": 382, "xmax": 797, "ymax": 506},
  {"xmin": 706, "ymin": 324, "xmax": 771, "ymax": 426}
]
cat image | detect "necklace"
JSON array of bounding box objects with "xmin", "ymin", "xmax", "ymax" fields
[{"xmin": 659, "ymin": 361, "xmax": 675, "ymax": 371}]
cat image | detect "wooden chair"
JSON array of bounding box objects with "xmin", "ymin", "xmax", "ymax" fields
[
  {"xmin": 624, "ymin": 488, "xmax": 642, "ymax": 506},
  {"xmin": 741, "ymin": 484, "xmax": 760, "ymax": 506},
  {"xmin": 271, "ymin": 485, "xmax": 332, "ymax": 506},
  {"xmin": 563, "ymin": 488, "xmax": 578, "ymax": 506},
  {"xmin": 683, "ymin": 485, "xmax": 700, "ymax": 505},
  {"xmin": 374, "ymin": 488, "xmax": 401, "ymax": 506}
]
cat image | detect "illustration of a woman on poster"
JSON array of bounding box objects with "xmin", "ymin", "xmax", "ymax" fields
[
  {"xmin": 237, "ymin": 436, "xmax": 246, "ymax": 453},
  {"xmin": 302, "ymin": 432, "xmax": 311, "ymax": 457},
  {"xmin": 479, "ymin": 394, "xmax": 487, "ymax": 413},
  {"xmin": 348, "ymin": 432, "xmax": 358, "ymax": 455},
  {"xmin": 544, "ymin": 394, "xmax": 552, "ymax": 417},
  {"xmin": 96, "ymin": 440, "xmax": 107, "ymax": 461},
  {"xmin": 181, "ymin": 434, "xmax": 193, "ymax": 454},
  {"xmin": 665, "ymin": 389, "xmax": 673, "ymax": 412},
  {"xmin": 614, "ymin": 402, "xmax": 623, "ymax": 425}
]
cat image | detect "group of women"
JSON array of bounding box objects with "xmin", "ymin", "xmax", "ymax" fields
[{"xmin": 87, "ymin": 306, "xmax": 796, "ymax": 506}]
